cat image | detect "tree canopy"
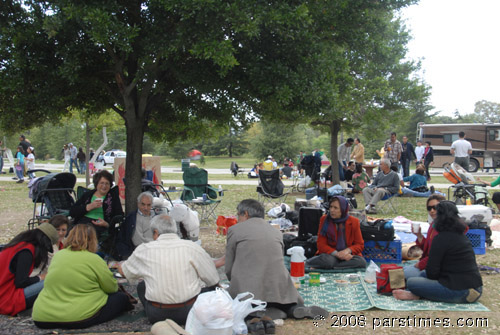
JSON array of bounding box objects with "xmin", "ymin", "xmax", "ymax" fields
[{"xmin": 1, "ymin": 0, "xmax": 426, "ymax": 209}]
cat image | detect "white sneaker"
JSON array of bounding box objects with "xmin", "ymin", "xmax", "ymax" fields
[{"xmin": 365, "ymin": 205, "xmax": 371, "ymax": 212}]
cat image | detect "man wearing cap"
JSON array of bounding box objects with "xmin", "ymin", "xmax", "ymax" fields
[
  {"xmin": 68, "ymin": 143, "xmax": 80, "ymax": 174},
  {"xmin": 263, "ymin": 155, "xmax": 274, "ymax": 171},
  {"xmin": 118, "ymin": 214, "xmax": 219, "ymax": 325}
]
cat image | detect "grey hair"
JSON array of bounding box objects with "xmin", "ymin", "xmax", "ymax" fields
[
  {"xmin": 237, "ymin": 199, "xmax": 265, "ymax": 219},
  {"xmin": 150, "ymin": 214, "xmax": 177, "ymax": 235},
  {"xmin": 137, "ymin": 191, "xmax": 154, "ymax": 204},
  {"xmin": 380, "ymin": 158, "xmax": 391, "ymax": 167}
]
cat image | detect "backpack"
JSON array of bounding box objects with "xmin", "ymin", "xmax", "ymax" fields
[
  {"xmin": 376, "ymin": 264, "xmax": 405, "ymax": 295},
  {"xmin": 361, "ymin": 219, "xmax": 395, "ymax": 241}
]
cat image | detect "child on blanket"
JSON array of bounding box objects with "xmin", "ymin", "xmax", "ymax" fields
[
  {"xmin": 306, "ymin": 196, "xmax": 366, "ymax": 270},
  {"xmin": 394, "ymin": 201, "xmax": 482, "ymax": 303}
]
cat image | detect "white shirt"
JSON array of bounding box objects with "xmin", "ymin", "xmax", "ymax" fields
[
  {"xmin": 451, "ymin": 139, "xmax": 472, "ymax": 157},
  {"xmin": 27, "ymin": 153, "xmax": 35, "ymax": 170},
  {"xmin": 122, "ymin": 234, "xmax": 219, "ymax": 304},
  {"xmin": 414, "ymin": 146, "xmax": 425, "ymax": 161}
]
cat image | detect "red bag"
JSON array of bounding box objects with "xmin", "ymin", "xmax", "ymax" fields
[
  {"xmin": 216, "ymin": 216, "xmax": 237, "ymax": 235},
  {"xmin": 376, "ymin": 264, "xmax": 405, "ymax": 295}
]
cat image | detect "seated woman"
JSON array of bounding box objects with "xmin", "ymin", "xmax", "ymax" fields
[
  {"xmin": 404, "ymin": 194, "xmax": 445, "ymax": 279},
  {"xmin": 33, "ymin": 224, "xmax": 132, "ymax": 329},
  {"xmin": 306, "ymin": 196, "xmax": 366, "ymax": 270},
  {"xmin": 0, "ymin": 223, "xmax": 58, "ymax": 316},
  {"xmin": 394, "ymin": 201, "xmax": 482, "ymax": 303},
  {"xmin": 401, "ymin": 165, "xmax": 434, "ymax": 197},
  {"xmin": 70, "ymin": 170, "xmax": 123, "ymax": 245},
  {"xmin": 351, "ymin": 163, "xmax": 370, "ymax": 193}
]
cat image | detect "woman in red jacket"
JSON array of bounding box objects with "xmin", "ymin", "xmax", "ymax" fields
[
  {"xmin": 306, "ymin": 196, "xmax": 366, "ymax": 270},
  {"xmin": 0, "ymin": 223, "xmax": 58, "ymax": 316}
]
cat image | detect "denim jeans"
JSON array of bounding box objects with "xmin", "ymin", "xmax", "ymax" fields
[
  {"xmin": 407, "ymin": 276, "xmax": 482, "ymax": 303},
  {"xmin": 0, "ymin": 155, "xmax": 3, "ymax": 172},
  {"xmin": 24, "ymin": 280, "xmax": 44, "ymax": 309},
  {"xmin": 79, "ymin": 161, "xmax": 86, "ymax": 174},
  {"xmin": 70, "ymin": 158, "xmax": 80, "ymax": 174},
  {"xmin": 401, "ymin": 187, "xmax": 431, "ymax": 198},
  {"xmin": 15, "ymin": 162, "xmax": 25, "ymax": 180},
  {"xmin": 403, "ymin": 264, "xmax": 424, "ymax": 279}
]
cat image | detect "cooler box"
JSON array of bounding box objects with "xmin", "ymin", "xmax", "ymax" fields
[{"xmin": 457, "ymin": 205, "xmax": 493, "ymax": 224}]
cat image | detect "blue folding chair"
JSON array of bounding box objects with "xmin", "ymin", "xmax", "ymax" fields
[{"xmin": 379, "ymin": 192, "xmax": 398, "ymax": 214}]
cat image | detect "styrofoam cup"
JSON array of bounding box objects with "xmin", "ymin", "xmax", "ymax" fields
[{"xmin": 412, "ymin": 222, "xmax": 420, "ymax": 233}]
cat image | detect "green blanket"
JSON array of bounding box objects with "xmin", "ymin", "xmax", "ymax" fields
[{"xmin": 299, "ymin": 272, "xmax": 489, "ymax": 312}]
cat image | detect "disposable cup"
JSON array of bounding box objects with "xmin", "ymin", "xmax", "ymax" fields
[{"xmin": 412, "ymin": 222, "xmax": 420, "ymax": 233}]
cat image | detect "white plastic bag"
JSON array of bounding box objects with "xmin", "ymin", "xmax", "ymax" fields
[
  {"xmin": 267, "ymin": 203, "xmax": 290, "ymax": 218},
  {"xmin": 364, "ymin": 260, "xmax": 380, "ymax": 284},
  {"xmin": 269, "ymin": 218, "xmax": 292, "ymax": 229},
  {"xmin": 185, "ymin": 288, "xmax": 234, "ymax": 335},
  {"xmin": 232, "ymin": 292, "xmax": 267, "ymax": 335}
]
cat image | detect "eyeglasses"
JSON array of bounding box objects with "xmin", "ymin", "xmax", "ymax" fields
[{"xmin": 427, "ymin": 205, "xmax": 437, "ymax": 211}]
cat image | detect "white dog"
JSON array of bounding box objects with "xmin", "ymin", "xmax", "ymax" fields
[{"xmin": 169, "ymin": 203, "xmax": 200, "ymax": 242}]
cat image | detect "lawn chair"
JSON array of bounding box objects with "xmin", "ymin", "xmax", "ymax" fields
[
  {"xmin": 181, "ymin": 167, "xmax": 222, "ymax": 222},
  {"xmin": 257, "ymin": 169, "xmax": 290, "ymax": 207},
  {"xmin": 378, "ymin": 192, "xmax": 398, "ymax": 214}
]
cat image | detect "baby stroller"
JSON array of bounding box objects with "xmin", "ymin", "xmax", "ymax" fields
[
  {"xmin": 443, "ymin": 163, "xmax": 490, "ymax": 206},
  {"xmin": 27, "ymin": 170, "xmax": 77, "ymax": 229}
]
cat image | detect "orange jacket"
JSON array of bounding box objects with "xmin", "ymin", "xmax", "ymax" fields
[{"xmin": 316, "ymin": 215, "xmax": 364, "ymax": 256}]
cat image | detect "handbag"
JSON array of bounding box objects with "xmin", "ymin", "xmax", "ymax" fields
[
  {"xmin": 361, "ymin": 219, "xmax": 395, "ymax": 241},
  {"xmin": 376, "ymin": 264, "xmax": 405, "ymax": 295},
  {"xmin": 15, "ymin": 164, "xmax": 23, "ymax": 171}
]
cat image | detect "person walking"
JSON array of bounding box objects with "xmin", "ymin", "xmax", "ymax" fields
[
  {"xmin": 69, "ymin": 143, "xmax": 80, "ymax": 174},
  {"xmin": 450, "ymin": 131, "xmax": 472, "ymax": 171},
  {"xmin": 77, "ymin": 147, "xmax": 86, "ymax": 175},
  {"xmin": 423, "ymin": 141, "xmax": 434, "ymax": 181},
  {"xmin": 401, "ymin": 136, "xmax": 416, "ymax": 178},
  {"xmin": 62, "ymin": 144, "xmax": 71, "ymax": 172}
]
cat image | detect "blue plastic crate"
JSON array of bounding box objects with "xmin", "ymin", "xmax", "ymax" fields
[
  {"xmin": 362, "ymin": 240, "xmax": 402, "ymax": 263},
  {"xmin": 466, "ymin": 229, "xmax": 486, "ymax": 255}
]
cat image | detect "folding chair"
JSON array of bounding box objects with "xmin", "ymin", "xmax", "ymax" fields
[
  {"xmin": 378, "ymin": 192, "xmax": 398, "ymax": 214},
  {"xmin": 257, "ymin": 169, "xmax": 290, "ymax": 207},
  {"xmin": 180, "ymin": 167, "xmax": 222, "ymax": 222}
]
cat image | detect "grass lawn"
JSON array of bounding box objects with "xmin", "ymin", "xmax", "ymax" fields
[{"xmin": 1, "ymin": 167, "xmax": 499, "ymax": 334}]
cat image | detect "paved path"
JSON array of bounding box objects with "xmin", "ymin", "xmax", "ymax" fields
[{"xmin": 2, "ymin": 163, "xmax": 500, "ymax": 189}]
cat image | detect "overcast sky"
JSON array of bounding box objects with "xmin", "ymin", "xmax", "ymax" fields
[{"xmin": 401, "ymin": 0, "xmax": 500, "ymax": 117}]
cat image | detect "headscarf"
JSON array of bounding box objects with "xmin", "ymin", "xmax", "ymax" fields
[{"xmin": 320, "ymin": 195, "xmax": 349, "ymax": 237}]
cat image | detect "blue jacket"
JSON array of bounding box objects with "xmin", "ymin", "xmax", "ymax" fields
[{"xmin": 403, "ymin": 173, "xmax": 427, "ymax": 190}]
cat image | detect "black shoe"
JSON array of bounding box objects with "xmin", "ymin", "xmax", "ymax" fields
[
  {"xmin": 430, "ymin": 185, "xmax": 435, "ymax": 194},
  {"xmin": 292, "ymin": 305, "xmax": 329, "ymax": 319},
  {"xmin": 261, "ymin": 316, "xmax": 276, "ymax": 334},
  {"xmin": 246, "ymin": 318, "xmax": 265, "ymax": 335},
  {"xmin": 16, "ymin": 179, "xmax": 24, "ymax": 183}
]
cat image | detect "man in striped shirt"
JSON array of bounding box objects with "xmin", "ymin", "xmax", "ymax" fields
[{"xmin": 119, "ymin": 215, "xmax": 219, "ymax": 325}]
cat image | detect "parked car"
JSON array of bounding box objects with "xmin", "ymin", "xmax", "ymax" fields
[{"xmin": 102, "ymin": 150, "xmax": 126, "ymax": 165}]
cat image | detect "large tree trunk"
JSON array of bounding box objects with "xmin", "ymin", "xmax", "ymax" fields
[
  {"xmin": 124, "ymin": 114, "xmax": 145, "ymax": 215},
  {"xmin": 330, "ymin": 119, "xmax": 341, "ymax": 185},
  {"xmin": 85, "ymin": 121, "xmax": 91, "ymax": 186}
]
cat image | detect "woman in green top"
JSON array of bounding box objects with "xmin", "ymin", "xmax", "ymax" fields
[
  {"xmin": 33, "ymin": 224, "xmax": 132, "ymax": 329},
  {"xmin": 477, "ymin": 176, "xmax": 500, "ymax": 211},
  {"xmin": 70, "ymin": 170, "xmax": 123, "ymax": 243}
]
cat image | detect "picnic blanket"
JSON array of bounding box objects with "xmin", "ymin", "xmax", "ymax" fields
[{"xmin": 299, "ymin": 272, "xmax": 489, "ymax": 312}]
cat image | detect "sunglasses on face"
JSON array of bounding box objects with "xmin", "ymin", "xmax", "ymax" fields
[{"xmin": 427, "ymin": 205, "xmax": 437, "ymax": 211}]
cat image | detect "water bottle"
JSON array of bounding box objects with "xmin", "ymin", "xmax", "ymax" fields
[{"xmin": 218, "ymin": 185, "xmax": 223, "ymax": 197}]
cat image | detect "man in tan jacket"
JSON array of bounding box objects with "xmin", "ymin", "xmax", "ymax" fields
[{"xmin": 350, "ymin": 138, "xmax": 365, "ymax": 163}]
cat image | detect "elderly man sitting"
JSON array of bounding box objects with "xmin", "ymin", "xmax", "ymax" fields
[
  {"xmin": 226, "ymin": 199, "xmax": 328, "ymax": 323},
  {"xmin": 115, "ymin": 192, "xmax": 154, "ymax": 260},
  {"xmin": 362, "ymin": 158, "xmax": 400, "ymax": 214},
  {"xmin": 118, "ymin": 214, "xmax": 219, "ymax": 325}
]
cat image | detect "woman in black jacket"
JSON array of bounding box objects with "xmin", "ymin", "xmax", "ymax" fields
[
  {"xmin": 70, "ymin": 170, "xmax": 123, "ymax": 249},
  {"xmin": 393, "ymin": 201, "xmax": 482, "ymax": 303}
]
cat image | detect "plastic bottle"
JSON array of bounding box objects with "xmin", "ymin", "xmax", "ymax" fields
[
  {"xmin": 218, "ymin": 185, "xmax": 223, "ymax": 197},
  {"xmin": 287, "ymin": 246, "xmax": 306, "ymax": 287}
]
